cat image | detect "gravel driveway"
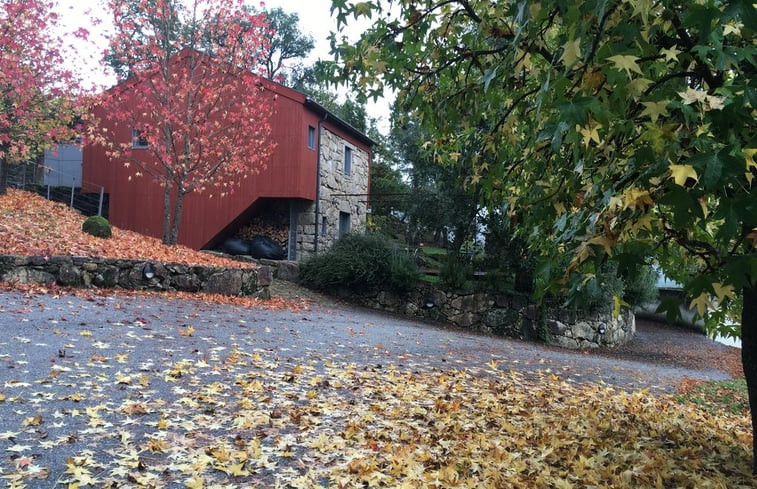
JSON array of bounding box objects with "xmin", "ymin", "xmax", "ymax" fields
[
  {"xmin": 0, "ymin": 285, "xmax": 736, "ymax": 396},
  {"xmin": 0, "ymin": 285, "xmax": 742, "ymax": 486}
]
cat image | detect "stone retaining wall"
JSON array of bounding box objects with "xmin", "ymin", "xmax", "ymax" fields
[
  {"xmin": 0, "ymin": 255, "xmax": 270, "ymax": 297},
  {"xmin": 351, "ymin": 286, "xmax": 635, "ymax": 349},
  {"xmin": 233, "ymin": 258, "xmax": 634, "ymax": 349}
]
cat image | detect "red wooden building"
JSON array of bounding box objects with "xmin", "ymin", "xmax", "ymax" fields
[{"xmin": 83, "ymin": 76, "xmax": 373, "ymax": 260}]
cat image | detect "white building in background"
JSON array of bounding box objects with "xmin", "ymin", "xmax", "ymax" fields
[{"xmin": 43, "ymin": 144, "xmax": 82, "ymax": 187}]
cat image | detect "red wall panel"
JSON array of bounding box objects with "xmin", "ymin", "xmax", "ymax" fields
[{"xmin": 82, "ymin": 79, "xmax": 327, "ymax": 249}]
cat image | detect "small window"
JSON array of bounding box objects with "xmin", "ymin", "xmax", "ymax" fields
[
  {"xmin": 344, "ymin": 146, "xmax": 352, "ymax": 175},
  {"xmin": 321, "ymin": 216, "xmax": 327, "ymax": 236},
  {"xmin": 307, "ymin": 125, "xmax": 316, "ymax": 150},
  {"xmin": 131, "ymin": 129, "xmax": 148, "ymax": 149},
  {"xmin": 339, "ymin": 212, "xmax": 351, "ymax": 237}
]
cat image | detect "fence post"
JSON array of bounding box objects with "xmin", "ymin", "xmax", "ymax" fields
[
  {"xmin": 70, "ymin": 179, "xmax": 75, "ymax": 208},
  {"xmin": 47, "ymin": 185, "xmax": 50, "ymax": 200},
  {"xmin": 98, "ymin": 187, "xmax": 104, "ymax": 217}
]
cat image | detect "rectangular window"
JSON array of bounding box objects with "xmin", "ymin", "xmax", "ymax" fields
[
  {"xmin": 321, "ymin": 216, "xmax": 327, "ymax": 236},
  {"xmin": 339, "ymin": 212, "xmax": 351, "ymax": 237},
  {"xmin": 131, "ymin": 129, "xmax": 148, "ymax": 149},
  {"xmin": 307, "ymin": 125, "xmax": 316, "ymax": 149},
  {"xmin": 344, "ymin": 146, "xmax": 352, "ymax": 175}
]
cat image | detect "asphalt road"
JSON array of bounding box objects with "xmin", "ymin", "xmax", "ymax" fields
[{"xmin": 0, "ymin": 288, "xmax": 735, "ymax": 486}]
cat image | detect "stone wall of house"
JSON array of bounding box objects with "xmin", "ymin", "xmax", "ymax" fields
[
  {"xmin": 350, "ymin": 286, "xmax": 636, "ymax": 349},
  {"xmin": 0, "ymin": 255, "xmax": 271, "ymax": 297},
  {"xmin": 294, "ymin": 127, "xmax": 370, "ymax": 259}
]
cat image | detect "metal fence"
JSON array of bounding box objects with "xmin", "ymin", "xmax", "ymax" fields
[{"xmin": 7, "ymin": 161, "xmax": 108, "ymax": 218}]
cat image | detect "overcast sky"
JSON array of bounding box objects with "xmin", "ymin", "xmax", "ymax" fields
[
  {"xmin": 54, "ymin": 0, "xmax": 390, "ymax": 128},
  {"xmin": 263, "ymin": 0, "xmax": 343, "ymax": 63}
]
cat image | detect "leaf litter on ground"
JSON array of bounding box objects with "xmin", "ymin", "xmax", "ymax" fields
[
  {"xmin": 0, "ymin": 288, "xmax": 753, "ymax": 488},
  {"xmin": 0, "ymin": 188, "xmax": 753, "ymax": 487},
  {"xmin": 0, "ymin": 189, "xmax": 251, "ymax": 269},
  {"xmin": 0, "ymin": 354, "xmax": 753, "ymax": 488}
]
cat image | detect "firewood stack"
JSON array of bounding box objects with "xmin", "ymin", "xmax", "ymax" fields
[{"xmin": 237, "ymin": 217, "xmax": 289, "ymax": 249}]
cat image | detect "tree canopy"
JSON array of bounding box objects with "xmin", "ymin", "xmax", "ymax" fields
[
  {"xmin": 253, "ymin": 7, "xmax": 315, "ymax": 81},
  {"xmin": 93, "ymin": 0, "xmax": 275, "ymax": 244},
  {"xmin": 0, "ymin": 0, "xmax": 83, "ymax": 193},
  {"xmin": 328, "ymin": 0, "xmax": 756, "ymax": 470}
]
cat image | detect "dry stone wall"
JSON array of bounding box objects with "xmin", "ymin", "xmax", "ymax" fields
[
  {"xmin": 0, "ymin": 255, "xmax": 269, "ymax": 297},
  {"xmin": 353, "ymin": 285, "xmax": 635, "ymax": 349}
]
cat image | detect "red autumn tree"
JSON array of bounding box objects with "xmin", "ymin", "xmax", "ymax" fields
[
  {"xmin": 0, "ymin": 0, "xmax": 82, "ymax": 194},
  {"xmin": 94, "ymin": 0, "xmax": 276, "ymax": 245}
]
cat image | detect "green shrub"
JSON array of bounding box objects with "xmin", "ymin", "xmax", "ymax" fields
[
  {"xmin": 299, "ymin": 233, "xmax": 419, "ymax": 294},
  {"xmin": 562, "ymin": 262, "xmax": 625, "ymax": 313},
  {"xmin": 388, "ymin": 250, "xmax": 420, "ymax": 292},
  {"xmin": 567, "ymin": 262, "xmax": 659, "ymax": 312},
  {"xmin": 622, "ymin": 265, "xmax": 659, "ymax": 306},
  {"xmin": 82, "ymin": 215, "xmax": 112, "ymax": 238},
  {"xmin": 439, "ymin": 253, "xmax": 472, "ymax": 290}
]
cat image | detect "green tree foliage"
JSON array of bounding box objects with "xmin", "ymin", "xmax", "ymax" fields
[
  {"xmin": 248, "ymin": 6, "xmax": 314, "ymax": 82},
  {"xmin": 299, "ymin": 232, "xmax": 418, "ymax": 294},
  {"xmin": 392, "ymin": 116, "xmax": 481, "ymax": 250},
  {"xmin": 367, "ymin": 157, "xmax": 406, "ymax": 224},
  {"xmin": 328, "ymin": 0, "xmax": 757, "ymax": 470}
]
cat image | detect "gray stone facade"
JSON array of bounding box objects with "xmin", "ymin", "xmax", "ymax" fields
[{"xmin": 293, "ymin": 128, "xmax": 370, "ymax": 260}]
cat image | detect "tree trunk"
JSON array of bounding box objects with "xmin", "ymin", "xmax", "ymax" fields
[
  {"xmin": 168, "ymin": 190, "xmax": 185, "ymax": 246},
  {"xmin": 162, "ymin": 184, "xmax": 172, "ymax": 244},
  {"xmin": 0, "ymin": 156, "xmax": 8, "ymax": 195},
  {"xmin": 742, "ymin": 282, "xmax": 757, "ymax": 474}
]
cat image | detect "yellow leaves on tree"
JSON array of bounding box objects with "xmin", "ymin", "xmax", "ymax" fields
[
  {"xmin": 560, "ymin": 38, "xmax": 582, "ymax": 67},
  {"xmin": 606, "ymin": 54, "xmax": 643, "ymax": 78},
  {"xmin": 641, "ymin": 100, "xmax": 670, "ymax": 122},
  {"xmin": 669, "ymin": 164, "xmax": 699, "ymax": 187},
  {"xmin": 745, "ymin": 148, "xmax": 757, "ymax": 185}
]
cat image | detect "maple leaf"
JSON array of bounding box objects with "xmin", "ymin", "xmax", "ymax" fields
[
  {"xmin": 627, "ymin": 78, "xmax": 652, "ymax": 99},
  {"xmin": 22, "ymin": 415, "xmax": 43, "ymax": 427},
  {"xmin": 690, "ymin": 292, "xmax": 713, "ymax": 317},
  {"xmin": 0, "ymin": 430, "xmax": 17, "ymax": 440},
  {"xmin": 641, "ymin": 100, "xmax": 669, "ymax": 122},
  {"xmin": 145, "ymin": 438, "xmax": 170, "ymax": 453},
  {"xmin": 606, "ymin": 54, "xmax": 643, "ymax": 78},
  {"xmin": 217, "ymin": 461, "xmax": 250, "ymax": 476},
  {"xmin": 184, "ymin": 476, "xmax": 205, "ymax": 489},
  {"xmin": 712, "ymin": 283, "xmax": 736, "ymax": 302},
  {"xmin": 678, "ymin": 87, "xmax": 707, "ymax": 105},
  {"xmin": 660, "ymin": 45, "xmax": 681, "ymax": 62},
  {"xmin": 669, "ymin": 164, "xmax": 699, "ymax": 187},
  {"xmin": 560, "ymin": 38, "xmax": 582, "ymax": 67},
  {"xmin": 578, "ymin": 122, "xmax": 602, "ymax": 147},
  {"xmin": 7, "ymin": 444, "xmax": 32, "ymax": 453}
]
